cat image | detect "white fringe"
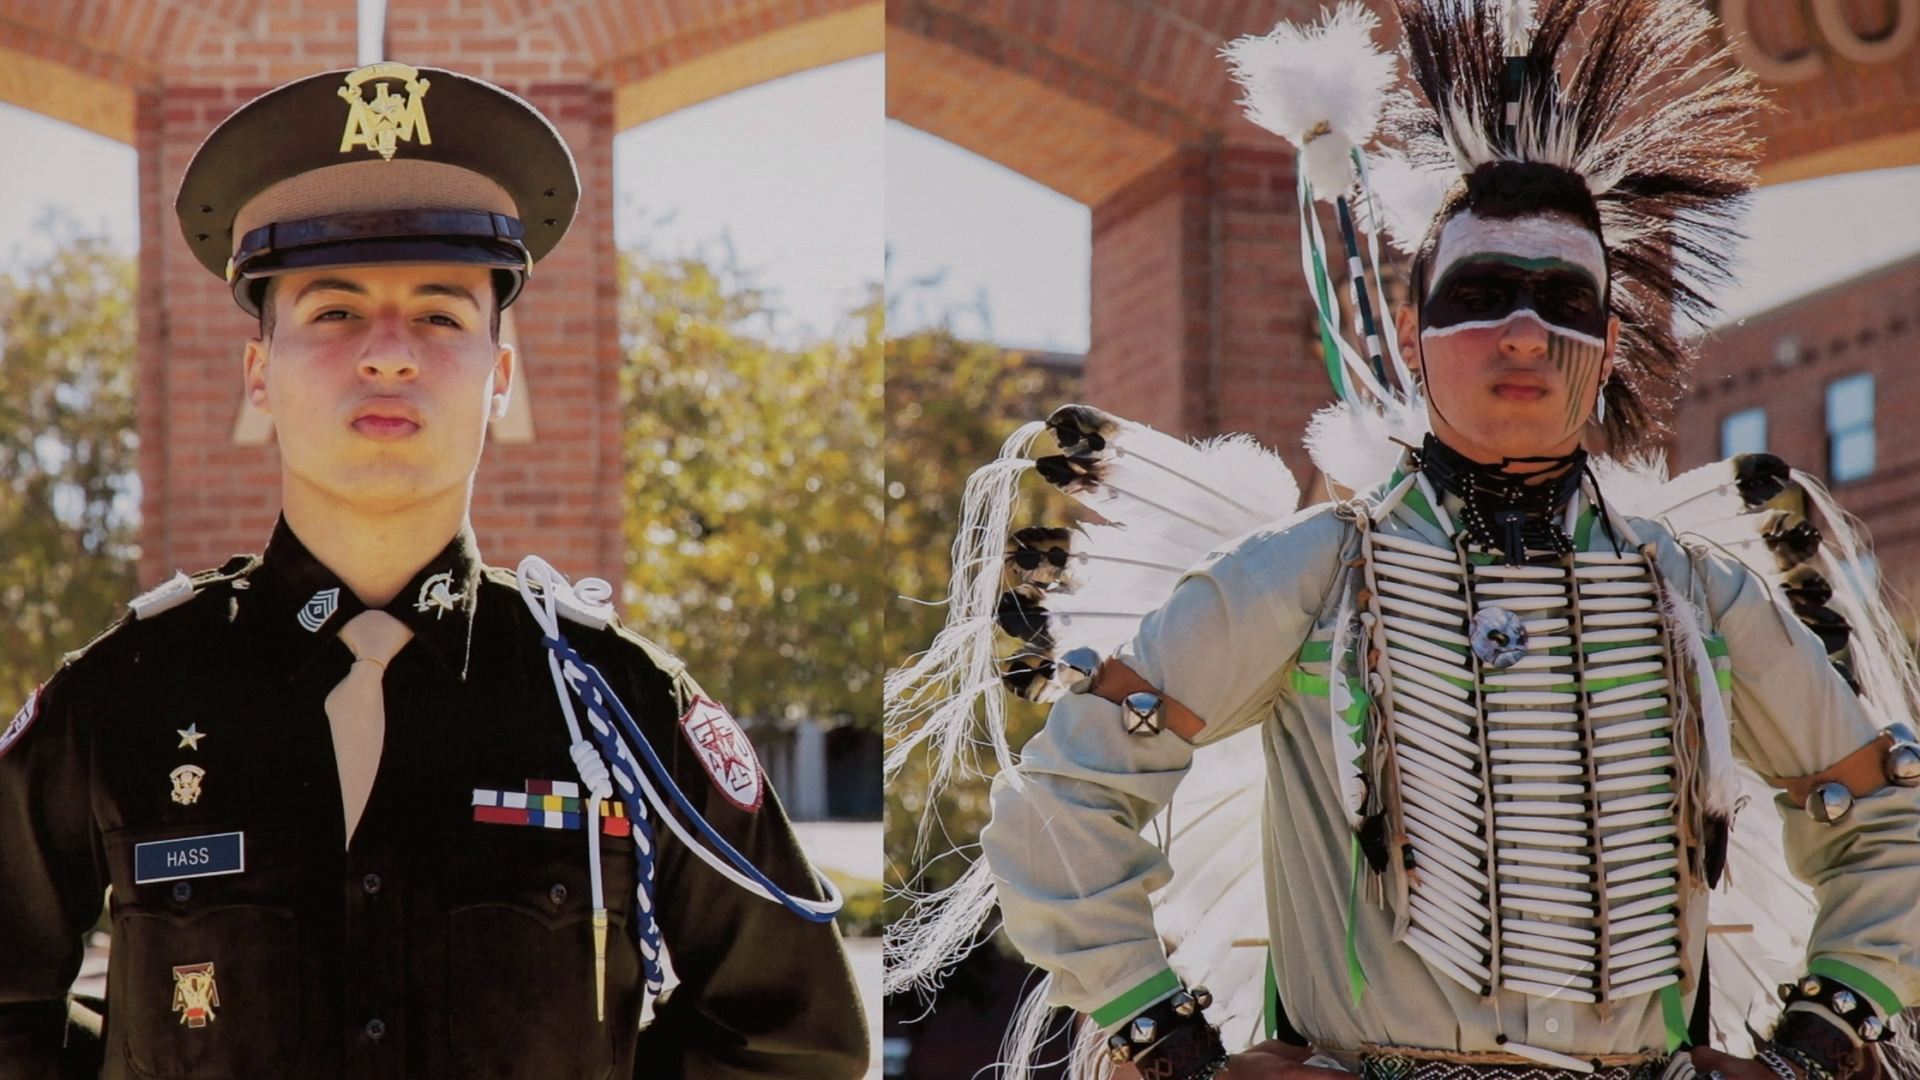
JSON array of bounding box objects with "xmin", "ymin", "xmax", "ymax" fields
[
  {"xmin": 884, "ymin": 422, "xmax": 1048, "ymax": 799},
  {"xmin": 1658, "ymin": 583, "xmax": 1740, "ymax": 820},
  {"xmin": 883, "ymin": 855, "xmax": 1000, "ymax": 999}
]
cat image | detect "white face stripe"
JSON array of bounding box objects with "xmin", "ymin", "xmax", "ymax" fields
[
  {"xmin": 1428, "ymin": 212, "xmax": 1607, "ymax": 301},
  {"xmin": 1421, "ymin": 315, "xmax": 1606, "ymax": 350}
]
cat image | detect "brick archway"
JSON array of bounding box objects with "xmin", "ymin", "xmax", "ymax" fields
[
  {"xmin": 887, "ymin": 0, "xmax": 1920, "ymax": 481},
  {"xmin": 0, "ymin": 0, "xmax": 880, "ymax": 584}
]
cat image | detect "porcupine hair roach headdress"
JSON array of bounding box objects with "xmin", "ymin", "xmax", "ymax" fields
[{"xmin": 1387, "ymin": 0, "xmax": 1767, "ymax": 455}]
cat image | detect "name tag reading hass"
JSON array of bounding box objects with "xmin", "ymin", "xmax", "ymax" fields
[{"xmin": 133, "ymin": 832, "xmax": 245, "ymax": 884}]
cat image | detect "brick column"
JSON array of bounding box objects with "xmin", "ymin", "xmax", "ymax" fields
[
  {"xmin": 136, "ymin": 2, "xmax": 625, "ymax": 585},
  {"xmin": 1085, "ymin": 142, "xmax": 1322, "ymax": 484}
]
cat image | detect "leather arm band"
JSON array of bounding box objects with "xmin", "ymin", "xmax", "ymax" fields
[
  {"xmin": 1086, "ymin": 659, "xmax": 1206, "ymax": 741},
  {"xmin": 1770, "ymin": 733, "xmax": 1897, "ymax": 804}
]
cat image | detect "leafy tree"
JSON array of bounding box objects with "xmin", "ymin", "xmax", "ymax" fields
[
  {"xmin": 0, "ymin": 214, "xmax": 139, "ymax": 708},
  {"xmin": 619, "ymin": 251, "xmax": 884, "ymax": 733},
  {"xmin": 882, "ymin": 323, "xmax": 1078, "ymax": 909}
]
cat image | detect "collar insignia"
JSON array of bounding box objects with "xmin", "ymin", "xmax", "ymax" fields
[
  {"xmin": 414, "ymin": 571, "xmax": 463, "ymax": 620},
  {"xmin": 298, "ymin": 587, "xmax": 340, "ymax": 633},
  {"xmin": 338, "ymin": 62, "xmax": 432, "ymax": 161}
]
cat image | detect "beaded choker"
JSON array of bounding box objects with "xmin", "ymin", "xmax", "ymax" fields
[{"xmin": 1413, "ymin": 435, "xmax": 1589, "ymax": 565}]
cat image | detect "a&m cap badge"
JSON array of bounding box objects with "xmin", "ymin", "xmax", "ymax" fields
[
  {"xmin": 338, "ymin": 62, "xmax": 431, "ymax": 161},
  {"xmin": 171, "ymin": 962, "xmax": 220, "ymax": 1027},
  {"xmin": 678, "ymin": 697, "xmax": 762, "ymax": 812}
]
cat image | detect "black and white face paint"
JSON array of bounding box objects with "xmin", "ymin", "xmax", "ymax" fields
[{"xmin": 1421, "ymin": 213, "xmax": 1610, "ymax": 435}]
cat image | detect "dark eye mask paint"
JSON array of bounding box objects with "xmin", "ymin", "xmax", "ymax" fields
[{"xmin": 1424, "ymin": 257, "xmax": 1608, "ymax": 339}]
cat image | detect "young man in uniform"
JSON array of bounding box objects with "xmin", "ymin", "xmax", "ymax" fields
[
  {"xmin": 887, "ymin": 2, "xmax": 1920, "ymax": 1079},
  {"xmin": 0, "ymin": 64, "xmax": 867, "ymax": 1079}
]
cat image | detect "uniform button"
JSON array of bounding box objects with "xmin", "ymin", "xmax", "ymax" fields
[
  {"xmin": 172, "ymin": 881, "xmax": 192, "ymax": 903},
  {"xmin": 549, "ymin": 883, "xmax": 568, "ymax": 906},
  {"xmin": 362, "ymin": 873, "xmax": 382, "ymax": 895},
  {"xmin": 364, "ymin": 1017, "xmax": 386, "ymax": 1041},
  {"xmin": 1545, "ymin": 1018, "xmax": 1560, "ymax": 1034}
]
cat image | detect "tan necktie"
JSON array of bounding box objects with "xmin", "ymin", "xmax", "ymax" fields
[{"xmin": 325, "ymin": 610, "xmax": 413, "ymax": 846}]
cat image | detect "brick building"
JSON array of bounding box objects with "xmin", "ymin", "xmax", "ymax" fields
[{"xmin": 1677, "ymin": 251, "xmax": 1920, "ymax": 614}]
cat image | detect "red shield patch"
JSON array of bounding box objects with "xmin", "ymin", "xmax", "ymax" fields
[
  {"xmin": 678, "ymin": 696, "xmax": 762, "ymax": 812},
  {"xmin": 0, "ymin": 686, "xmax": 40, "ymax": 761}
]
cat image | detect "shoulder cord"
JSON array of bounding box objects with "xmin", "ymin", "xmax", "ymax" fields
[{"xmin": 515, "ymin": 558, "xmax": 844, "ymax": 999}]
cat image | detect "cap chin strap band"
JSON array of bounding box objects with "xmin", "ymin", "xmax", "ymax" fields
[{"xmin": 231, "ymin": 208, "xmax": 527, "ymax": 273}]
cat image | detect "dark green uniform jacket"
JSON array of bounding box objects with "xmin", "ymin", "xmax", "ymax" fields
[{"xmin": 0, "ymin": 519, "xmax": 867, "ymax": 1079}]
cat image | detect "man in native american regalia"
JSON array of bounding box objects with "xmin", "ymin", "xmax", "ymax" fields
[{"xmin": 884, "ymin": 3, "xmax": 1920, "ymax": 1079}]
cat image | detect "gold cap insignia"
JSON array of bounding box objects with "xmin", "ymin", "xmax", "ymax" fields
[
  {"xmin": 169, "ymin": 763, "xmax": 206, "ymax": 806},
  {"xmin": 338, "ymin": 62, "xmax": 432, "ymax": 161},
  {"xmin": 171, "ymin": 962, "xmax": 220, "ymax": 1027}
]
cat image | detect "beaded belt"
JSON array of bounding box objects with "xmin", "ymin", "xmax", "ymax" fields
[{"xmin": 1355, "ymin": 1049, "xmax": 1678, "ymax": 1080}]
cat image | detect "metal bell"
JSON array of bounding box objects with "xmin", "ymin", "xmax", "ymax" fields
[
  {"xmin": 1886, "ymin": 740, "xmax": 1920, "ymax": 788},
  {"xmin": 1806, "ymin": 782, "xmax": 1854, "ymax": 825},
  {"xmin": 1107, "ymin": 1032, "xmax": 1134, "ymax": 1064},
  {"xmin": 1057, "ymin": 647, "xmax": 1102, "ymax": 695},
  {"xmin": 1831, "ymin": 989, "xmax": 1859, "ymax": 1015},
  {"xmin": 1122, "ymin": 692, "xmax": 1165, "ymax": 736},
  {"xmin": 1170, "ymin": 990, "xmax": 1197, "ymax": 1017},
  {"xmin": 1129, "ymin": 1015, "xmax": 1157, "ymax": 1045},
  {"xmin": 1800, "ymin": 975, "xmax": 1827, "ymax": 999},
  {"xmin": 1192, "ymin": 985, "xmax": 1213, "ymax": 1011},
  {"xmin": 1862, "ymin": 1015, "xmax": 1886, "ymax": 1041}
]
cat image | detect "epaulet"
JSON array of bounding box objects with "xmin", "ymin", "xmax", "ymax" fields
[{"xmin": 127, "ymin": 555, "xmax": 261, "ymax": 621}]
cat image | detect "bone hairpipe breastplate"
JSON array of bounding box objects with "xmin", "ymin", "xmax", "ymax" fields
[{"xmin": 1358, "ymin": 527, "xmax": 1694, "ymax": 1007}]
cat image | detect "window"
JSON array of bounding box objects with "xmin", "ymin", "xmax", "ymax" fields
[
  {"xmin": 1826, "ymin": 374, "xmax": 1875, "ymax": 483},
  {"xmin": 1720, "ymin": 407, "xmax": 1767, "ymax": 458}
]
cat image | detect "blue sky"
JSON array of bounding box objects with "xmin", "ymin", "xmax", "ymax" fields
[{"xmin": 2, "ymin": 57, "xmax": 1918, "ymax": 353}]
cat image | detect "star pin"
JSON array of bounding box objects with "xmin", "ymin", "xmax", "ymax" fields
[{"xmin": 177, "ymin": 724, "xmax": 206, "ymax": 751}]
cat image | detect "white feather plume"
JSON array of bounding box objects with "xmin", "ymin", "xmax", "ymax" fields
[
  {"xmin": 1363, "ymin": 145, "xmax": 1456, "ymax": 255},
  {"xmin": 1305, "ymin": 398, "xmax": 1429, "ymax": 497},
  {"xmin": 1221, "ymin": 2, "xmax": 1395, "ymax": 200}
]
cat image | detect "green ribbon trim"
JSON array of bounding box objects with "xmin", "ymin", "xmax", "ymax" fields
[
  {"xmin": 1381, "ymin": 468, "xmax": 1444, "ymax": 531},
  {"xmin": 1809, "ymin": 957, "xmax": 1906, "ymax": 1017},
  {"xmin": 1264, "ymin": 949, "xmax": 1280, "ymax": 1041},
  {"xmin": 1705, "ymin": 635, "xmax": 1730, "ymax": 658},
  {"xmin": 1090, "ymin": 968, "xmax": 1182, "ymax": 1029},
  {"xmin": 1291, "ymin": 669, "xmax": 1330, "ymax": 696},
  {"xmin": 1299, "ymin": 640, "xmax": 1333, "ymax": 662},
  {"xmin": 1303, "ymin": 187, "xmax": 1348, "ymax": 401},
  {"xmin": 1346, "ymin": 833, "xmax": 1368, "ymax": 1007},
  {"xmin": 1715, "ymin": 669, "xmax": 1733, "ymax": 691},
  {"xmin": 1575, "ymin": 506, "xmax": 1597, "ymax": 551},
  {"xmin": 1660, "ymin": 983, "xmax": 1687, "ymax": 1051}
]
